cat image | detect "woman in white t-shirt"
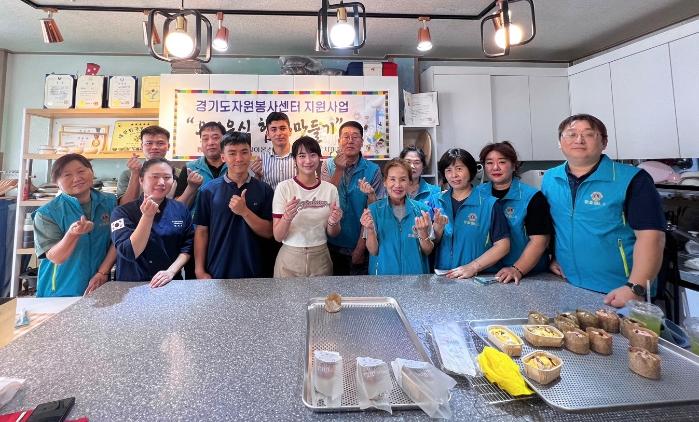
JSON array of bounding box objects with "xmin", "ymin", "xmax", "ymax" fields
[{"xmin": 272, "ymin": 136, "xmax": 342, "ymax": 277}]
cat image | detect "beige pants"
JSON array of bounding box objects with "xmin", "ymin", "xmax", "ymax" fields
[{"xmin": 274, "ymin": 243, "xmax": 333, "ymax": 278}]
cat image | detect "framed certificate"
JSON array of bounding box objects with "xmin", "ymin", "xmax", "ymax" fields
[
  {"xmin": 108, "ymin": 120, "xmax": 158, "ymax": 152},
  {"xmin": 59, "ymin": 131, "xmax": 107, "ymax": 153},
  {"xmin": 108, "ymin": 75, "xmax": 137, "ymax": 108},
  {"xmin": 140, "ymin": 76, "xmax": 160, "ymax": 109},
  {"xmin": 75, "ymin": 75, "xmax": 105, "ymax": 109},
  {"xmin": 44, "ymin": 74, "xmax": 76, "ymax": 109}
]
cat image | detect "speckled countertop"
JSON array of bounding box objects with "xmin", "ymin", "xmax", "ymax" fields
[{"xmin": 1, "ymin": 275, "xmax": 698, "ymax": 421}]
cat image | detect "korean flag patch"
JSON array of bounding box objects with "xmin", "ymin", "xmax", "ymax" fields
[{"xmin": 111, "ymin": 218, "xmax": 125, "ymax": 232}]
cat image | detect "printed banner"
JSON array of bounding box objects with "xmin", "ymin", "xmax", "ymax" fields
[{"xmin": 172, "ymin": 89, "xmax": 390, "ymax": 159}]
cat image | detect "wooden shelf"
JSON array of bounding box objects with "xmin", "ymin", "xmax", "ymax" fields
[
  {"xmin": 25, "ymin": 108, "xmax": 159, "ymax": 118},
  {"xmin": 19, "ymin": 199, "xmax": 51, "ymax": 207},
  {"xmin": 25, "ymin": 153, "xmax": 142, "ymax": 160},
  {"xmin": 17, "ymin": 248, "xmax": 34, "ymax": 255}
]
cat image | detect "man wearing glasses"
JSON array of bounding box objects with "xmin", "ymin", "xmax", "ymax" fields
[
  {"xmin": 541, "ymin": 114, "xmax": 665, "ymax": 307},
  {"xmin": 251, "ymin": 112, "xmax": 296, "ymax": 190},
  {"xmin": 321, "ymin": 121, "xmax": 385, "ymax": 275},
  {"xmin": 117, "ymin": 125, "xmax": 179, "ymax": 205}
]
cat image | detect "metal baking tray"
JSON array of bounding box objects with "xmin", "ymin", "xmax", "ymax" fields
[
  {"xmin": 470, "ymin": 318, "xmax": 699, "ymax": 412},
  {"xmin": 303, "ymin": 297, "xmax": 431, "ymax": 412}
]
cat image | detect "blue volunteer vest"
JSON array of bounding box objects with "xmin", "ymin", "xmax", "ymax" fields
[
  {"xmin": 367, "ymin": 198, "xmax": 431, "ymax": 275},
  {"xmin": 412, "ymin": 178, "xmax": 441, "ymax": 205},
  {"xmin": 477, "ymin": 179, "xmax": 549, "ymax": 274},
  {"xmin": 541, "ymin": 155, "xmax": 639, "ymax": 293},
  {"xmin": 186, "ymin": 156, "xmax": 227, "ymax": 213},
  {"xmin": 35, "ymin": 190, "xmax": 116, "ymax": 297},
  {"xmin": 434, "ymin": 187, "xmax": 497, "ymax": 271},
  {"xmin": 326, "ymin": 155, "xmax": 381, "ymax": 250}
]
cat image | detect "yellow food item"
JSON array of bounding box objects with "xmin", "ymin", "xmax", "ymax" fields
[
  {"xmin": 489, "ymin": 328, "xmax": 521, "ymax": 345},
  {"xmin": 525, "ymin": 355, "xmax": 556, "ymax": 370},
  {"xmin": 528, "ymin": 326, "xmax": 561, "ymax": 337},
  {"xmin": 477, "ymin": 346, "xmax": 534, "ymax": 396}
]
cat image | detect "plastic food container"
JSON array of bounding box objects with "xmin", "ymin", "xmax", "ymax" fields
[
  {"xmin": 683, "ymin": 317, "xmax": 699, "ymax": 355},
  {"xmin": 627, "ymin": 300, "xmax": 664, "ymax": 335}
]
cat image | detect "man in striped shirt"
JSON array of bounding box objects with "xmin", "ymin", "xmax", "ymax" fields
[{"xmin": 251, "ymin": 112, "xmax": 296, "ymax": 190}]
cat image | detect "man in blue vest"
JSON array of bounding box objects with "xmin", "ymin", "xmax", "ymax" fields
[
  {"xmin": 541, "ymin": 114, "xmax": 666, "ymax": 307},
  {"xmin": 321, "ymin": 121, "xmax": 385, "ymax": 275},
  {"xmin": 175, "ymin": 121, "xmax": 228, "ymax": 208}
]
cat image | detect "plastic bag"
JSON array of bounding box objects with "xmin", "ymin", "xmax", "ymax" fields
[
  {"xmin": 356, "ymin": 357, "xmax": 393, "ymax": 413},
  {"xmin": 312, "ymin": 350, "xmax": 343, "ymax": 406},
  {"xmin": 477, "ymin": 346, "xmax": 534, "ymax": 397},
  {"xmin": 0, "ymin": 377, "xmax": 25, "ymax": 408},
  {"xmin": 391, "ymin": 359, "xmax": 456, "ymax": 419},
  {"xmin": 431, "ymin": 321, "xmax": 480, "ymax": 377},
  {"xmin": 279, "ymin": 56, "xmax": 323, "ymax": 75}
]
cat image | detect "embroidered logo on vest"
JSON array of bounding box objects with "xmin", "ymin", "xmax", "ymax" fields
[
  {"xmin": 505, "ymin": 206, "xmax": 515, "ymax": 218},
  {"xmin": 466, "ymin": 212, "xmax": 478, "ymax": 226},
  {"xmin": 101, "ymin": 213, "xmax": 110, "ymax": 225},
  {"xmin": 585, "ymin": 191, "xmax": 605, "ymax": 206},
  {"xmin": 172, "ymin": 220, "xmax": 184, "ymax": 228}
]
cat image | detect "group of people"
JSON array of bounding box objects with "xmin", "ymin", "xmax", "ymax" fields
[{"xmin": 32, "ymin": 112, "xmax": 666, "ymax": 308}]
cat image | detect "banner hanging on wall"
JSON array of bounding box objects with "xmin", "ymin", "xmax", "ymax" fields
[{"xmin": 172, "ymin": 89, "xmax": 390, "ymax": 159}]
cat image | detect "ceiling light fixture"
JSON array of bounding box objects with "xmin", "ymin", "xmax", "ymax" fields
[
  {"xmin": 142, "ymin": 10, "xmax": 160, "ymax": 46},
  {"xmin": 480, "ymin": 0, "xmax": 536, "ymax": 57},
  {"xmin": 317, "ymin": 0, "xmax": 366, "ymax": 52},
  {"xmin": 212, "ymin": 12, "xmax": 229, "ymax": 52},
  {"xmin": 40, "ymin": 9, "xmax": 63, "ymax": 44},
  {"xmin": 416, "ymin": 17, "xmax": 432, "ymax": 52},
  {"xmin": 147, "ymin": 2, "xmax": 212, "ymax": 63}
]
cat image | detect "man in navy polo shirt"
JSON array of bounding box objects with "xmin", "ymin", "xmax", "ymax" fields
[{"xmin": 193, "ymin": 131, "xmax": 274, "ymax": 279}]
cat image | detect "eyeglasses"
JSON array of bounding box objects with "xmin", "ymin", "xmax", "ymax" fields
[
  {"xmin": 340, "ymin": 135, "xmax": 363, "ymax": 142},
  {"xmin": 561, "ymin": 130, "xmax": 598, "ymax": 142}
]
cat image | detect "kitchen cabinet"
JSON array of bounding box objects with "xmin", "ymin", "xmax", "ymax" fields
[
  {"xmin": 669, "ymin": 32, "xmax": 699, "ymax": 158},
  {"xmin": 432, "ymin": 74, "xmax": 493, "ymax": 156},
  {"xmin": 491, "ymin": 75, "xmax": 533, "ymax": 160},
  {"xmin": 569, "ymin": 64, "xmax": 619, "ymax": 158},
  {"xmin": 610, "ymin": 45, "xmax": 679, "ymax": 159},
  {"xmin": 529, "ymin": 76, "xmax": 570, "ymax": 160}
]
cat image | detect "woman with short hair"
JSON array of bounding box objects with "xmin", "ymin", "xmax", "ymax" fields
[
  {"xmin": 477, "ymin": 141, "xmax": 551, "ymax": 284},
  {"xmin": 33, "ymin": 154, "xmax": 116, "ymax": 296}
]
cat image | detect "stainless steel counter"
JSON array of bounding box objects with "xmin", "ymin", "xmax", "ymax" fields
[{"xmin": 1, "ymin": 275, "xmax": 698, "ymax": 421}]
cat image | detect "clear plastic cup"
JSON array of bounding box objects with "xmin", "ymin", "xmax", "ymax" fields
[
  {"xmin": 627, "ymin": 300, "xmax": 664, "ymax": 335},
  {"xmin": 683, "ymin": 317, "xmax": 699, "ymax": 355}
]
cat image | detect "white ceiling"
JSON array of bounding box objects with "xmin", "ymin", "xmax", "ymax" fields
[{"xmin": 2, "ymin": 1, "xmax": 699, "ymax": 62}]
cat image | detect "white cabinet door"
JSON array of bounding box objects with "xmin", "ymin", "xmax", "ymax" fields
[
  {"xmin": 433, "ymin": 74, "xmax": 493, "ymax": 159},
  {"xmin": 610, "ymin": 45, "xmax": 679, "ymax": 159},
  {"xmin": 670, "ymin": 33, "xmax": 699, "ymax": 158},
  {"xmin": 530, "ymin": 76, "xmax": 570, "ymax": 160},
  {"xmin": 491, "ymin": 75, "xmax": 533, "ymax": 160},
  {"xmin": 569, "ymin": 65, "xmax": 619, "ymax": 158}
]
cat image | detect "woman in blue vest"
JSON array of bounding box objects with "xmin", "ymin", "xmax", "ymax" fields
[
  {"xmin": 111, "ymin": 158, "xmax": 194, "ymax": 286},
  {"xmin": 477, "ymin": 141, "xmax": 552, "ymax": 284},
  {"xmin": 33, "ymin": 154, "xmax": 116, "ymax": 296},
  {"xmin": 400, "ymin": 145, "xmax": 441, "ymax": 208},
  {"xmin": 432, "ymin": 148, "xmax": 510, "ymax": 279},
  {"xmin": 361, "ymin": 158, "xmax": 433, "ymax": 275}
]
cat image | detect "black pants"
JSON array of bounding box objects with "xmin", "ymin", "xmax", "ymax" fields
[{"xmin": 328, "ymin": 244, "xmax": 368, "ymax": 276}]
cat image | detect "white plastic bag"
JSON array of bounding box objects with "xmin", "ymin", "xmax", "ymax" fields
[
  {"xmin": 391, "ymin": 359, "xmax": 456, "ymax": 419},
  {"xmin": 312, "ymin": 350, "xmax": 343, "ymax": 406},
  {"xmin": 432, "ymin": 321, "xmax": 480, "ymax": 377},
  {"xmin": 355, "ymin": 357, "xmax": 393, "ymax": 413},
  {"xmin": 0, "ymin": 377, "xmax": 25, "ymax": 408}
]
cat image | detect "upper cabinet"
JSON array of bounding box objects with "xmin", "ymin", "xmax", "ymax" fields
[
  {"xmin": 431, "ymin": 74, "xmax": 493, "ymax": 156},
  {"xmin": 491, "ymin": 75, "xmax": 533, "ymax": 160},
  {"xmin": 670, "ymin": 32, "xmax": 699, "ymax": 158},
  {"xmin": 421, "ymin": 67, "xmax": 570, "ymax": 162},
  {"xmin": 610, "ymin": 44, "xmax": 679, "ymax": 159},
  {"xmin": 529, "ymin": 76, "xmax": 571, "ymax": 161},
  {"xmin": 569, "ymin": 64, "xmax": 618, "ymax": 158}
]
